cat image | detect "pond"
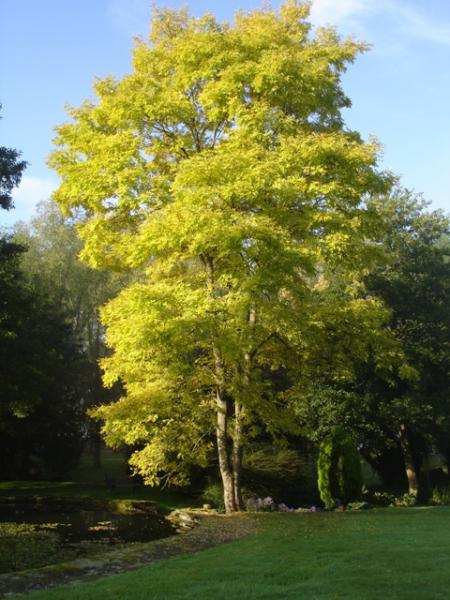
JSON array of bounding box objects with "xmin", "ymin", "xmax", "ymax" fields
[
  {"xmin": 0, "ymin": 496, "xmax": 179, "ymax": 573},
  {"xmin": 0, "ymin": 508, "xmax": 174, "ymax": 544}
]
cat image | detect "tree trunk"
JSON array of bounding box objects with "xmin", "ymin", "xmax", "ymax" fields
[
  {"xmin": 216, "ymin": 389, "xmax": 237, "ymax": 513},
  {"xmin": 232, "ymin": 401, "xmax": 244, "ymax": 510},
  {"xmin": 204, "ymin": 253, "xmax": 241, "ymax": 513},
  {"xmin": 231, "ymin": 306, "xmax": 256, "ymax": 511},
  {"xmin": 91, "ymin": 424, "xmax": 102, "ymax": 469},
  {"xmin": 399, "ymin": 424, "xmax": 419, "ymax": 497}
]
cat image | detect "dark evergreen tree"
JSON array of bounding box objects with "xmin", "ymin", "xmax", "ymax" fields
[
  {"xmin": 317, "ymin": 428, "xmax": 362, "ymax": 508},
  {"xmin": 0, "ymin": 104, "xmax": 27, "ymax": 211},
  {"xmin": 0, "ymin": 285, "xmax": 86, "ymax": 478},
  {"xmin": 0, "ymin": 119, "xmax": 86, "ymax": 479}
]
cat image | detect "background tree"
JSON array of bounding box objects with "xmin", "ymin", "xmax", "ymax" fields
[
  {"xmin": 50, "ymin": 2, "xmax": 393, "ymax": 512},
  {"xmin": 295, "ymin": 188, "xmax": 450, "ymax": 499},
  {"xmin": 14, "ymin": 200, "xmax": 123, "ymax": 468},
  {"xmin": 363, "ymin": 189, "xmax": 450, "ymax": 497}
]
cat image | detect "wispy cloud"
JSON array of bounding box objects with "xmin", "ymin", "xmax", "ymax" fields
[
  {"xmin": 0, "ymin": 176, "xmax": 58, "ymax": 227},
  {"xmin": 310, "ymin": 0, "xmax": 374, "ymax": 29},
  {"xmin": 108, "ymin": 0, "xmax": 152, "ymax": 38},
  {"xmin": 310, "ymin": 0, "xmax": 450, "ymax": 47},
  {"xmin": 394, "ymin": 4, "xmax": 450, "ymax": 46}
]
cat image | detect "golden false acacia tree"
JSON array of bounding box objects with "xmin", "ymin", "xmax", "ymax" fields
[{"xmin": 50, "ymin": 1, "xmax": 393, "ymax": 512}]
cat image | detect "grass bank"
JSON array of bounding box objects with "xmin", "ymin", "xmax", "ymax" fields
[
  {"xmin": 12, "ymin": 506, "xmax": 450, "ymax": 600},
  {"xmin": 0, "ymin": 447, "xmax": 194, "ymax": 514},
  {"xmin": 0, "ymin": 480, "xmax": 191, "ymax": 514}
]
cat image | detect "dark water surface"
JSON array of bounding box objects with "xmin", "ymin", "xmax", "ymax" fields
[{"xmin": 0, "ymin": 503, "xmax": 175, "ymax": 544}]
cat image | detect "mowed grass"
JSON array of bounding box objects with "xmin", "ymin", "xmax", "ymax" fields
[{"xmin": 14, "ymin": 506, "xmax": 450, "ymax": 600}]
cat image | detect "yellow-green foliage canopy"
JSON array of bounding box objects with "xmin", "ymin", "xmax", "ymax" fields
[{"xmin": 49, "ymin": 1, "xmax": 396, "ymax": 486}]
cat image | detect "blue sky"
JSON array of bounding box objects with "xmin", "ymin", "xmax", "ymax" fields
[{"xmin": 1, "ymin": 0, "xmax": 450, "ymax": 226}]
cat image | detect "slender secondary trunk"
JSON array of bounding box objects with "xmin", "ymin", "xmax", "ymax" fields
[
  {"xmin": 399, "ymin": 424, "xmax": 419, "ymax": 497},
  {"xmin": 231, "ymin": 307, "xmax": 256, "ymax": 511},
  {"xmin": 232, "ymin": 401, "xmax": 244, "ymax": 510},
  {"xmin": 216, "ymin": 389, "xmax": 237, "ymax": 513}
]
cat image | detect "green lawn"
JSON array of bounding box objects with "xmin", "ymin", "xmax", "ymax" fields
[{"xmin": 13, "ymin": 506, "xmax": 450, "ymax": 600}]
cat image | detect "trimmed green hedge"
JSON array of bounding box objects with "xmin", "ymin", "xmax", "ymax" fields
[{"xmin": 317, "ymin": 429, "xmax": 362, "ymax": 508}]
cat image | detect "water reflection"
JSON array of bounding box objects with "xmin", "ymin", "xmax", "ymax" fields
[{"xmin": 0, "ymin": 505, "xmax": 175, "ymax": 544}]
